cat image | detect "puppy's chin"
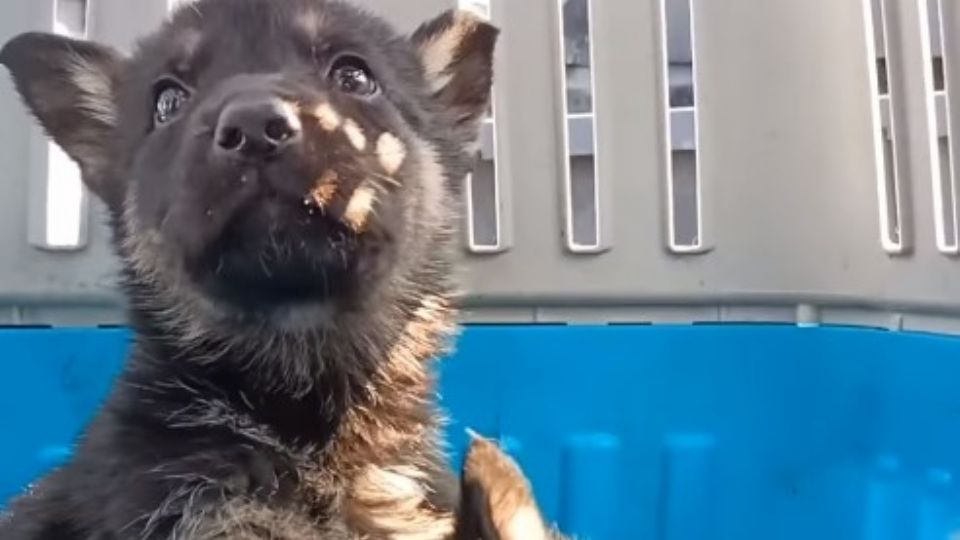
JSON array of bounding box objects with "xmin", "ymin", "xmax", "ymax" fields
[
  {"xmin": 192, "ymin": 269, "xmax": 353, "ymax": 332},
  {"xmin": 264, "ymin": 301, "xmax": 339, "ymax": 332},
  {"xmin": 199, "ymin": 259, "xmax": 351, "ymax": 310},
  {"xmin": 189, "ymin": 240, "xmax": 357, "ymax": 314},
  {"xmin": 185, "ymin": 231, "xmax": 399, "ymax": 331}
]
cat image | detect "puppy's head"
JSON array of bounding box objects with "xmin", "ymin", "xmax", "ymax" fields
[{"xmin": 1, "ymin": 0, "xmax": 496, "ymax": 329}]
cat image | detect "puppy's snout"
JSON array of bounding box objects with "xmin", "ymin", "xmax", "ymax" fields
[{"xmin": 215, "ymin": 96, "xmax": 301, "ymax": 159}]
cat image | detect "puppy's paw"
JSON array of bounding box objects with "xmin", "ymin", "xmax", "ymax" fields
[{"xmin": 456, "ymin": 431, "xmax": 560, "ymax": 540}]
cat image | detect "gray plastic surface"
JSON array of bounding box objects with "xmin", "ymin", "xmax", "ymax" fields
[{"xmin": 1, "ymin": 0, "xmax": 960, "ymax": 331}]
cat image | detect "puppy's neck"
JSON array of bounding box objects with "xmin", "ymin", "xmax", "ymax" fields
[
  {"xmin": 115, "ymin": 284, "xmax": 462, "ymax": 538},
  {"xmin": 121, "ymin": 272, "xmax": 459, "ymax": 450}
]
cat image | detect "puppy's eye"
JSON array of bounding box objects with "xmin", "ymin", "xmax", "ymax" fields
[
  {"xmin": 329, "ymin": 56, "xmax": 378, "ymax": 96},
  {"xmin": 154, "ymin": 80, "xmax": 190, "ymax": 125}
]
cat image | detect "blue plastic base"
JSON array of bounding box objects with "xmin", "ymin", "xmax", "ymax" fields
[{"xmin": 3, "ymin": 324, "xmax": 960, "ymax": 539}]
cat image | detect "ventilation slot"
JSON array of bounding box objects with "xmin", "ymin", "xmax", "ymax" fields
[
  {"xmin": 661, "ymin": 0, "xmax": 706, "ymax": 253},
  {"xmin": 31, "ymin": 0, "xmax": 91, "ymax": 251},
  {"xmin": 558, "ymin": 0, "xmax": 606, "ymax": 253},
  {"xmin": 866, "ymin": 0, "xmax": 911, "ymax": 254},
  {"xmin": 924, "ymin": 0, "xmax": 959, "ymax": 254},
  {"xmin": 461, "ymin": 0, "xmax": 510, "ymax": 254}
]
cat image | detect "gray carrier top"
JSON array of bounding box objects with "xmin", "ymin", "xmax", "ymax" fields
[{"xmin": 1, "ymin": 0, "xmax": 959, "ymax": 333}]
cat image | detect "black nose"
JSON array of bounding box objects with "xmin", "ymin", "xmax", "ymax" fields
[{"xmin": 215, "ymin": 97, "xmax": 301, "ymax": 159}]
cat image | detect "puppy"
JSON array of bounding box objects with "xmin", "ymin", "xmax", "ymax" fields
[{"xmin": 0, "ymin": 0, "xmax": 505, "ymax": 538}]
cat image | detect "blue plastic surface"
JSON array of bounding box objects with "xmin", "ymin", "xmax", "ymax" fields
[{"xmin": 3, "ymin": 324, "xmax": 960, "ymax": 539}]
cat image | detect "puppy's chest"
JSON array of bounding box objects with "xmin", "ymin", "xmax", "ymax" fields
[{"xmin": 177, "ymin": 439, "xmax": 453, "ymax": 540}]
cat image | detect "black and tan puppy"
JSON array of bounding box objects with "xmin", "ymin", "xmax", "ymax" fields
[{"xmin": 0, "ymin": 0, "xmax": 505, "ymax": 537}]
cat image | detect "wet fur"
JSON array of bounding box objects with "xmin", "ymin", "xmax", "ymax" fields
[{"xmin": 0, "ymin": 1, "xmax": 505, "ymax": 538}]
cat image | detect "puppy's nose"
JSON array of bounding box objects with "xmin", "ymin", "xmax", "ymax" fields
[{"xmin": 215, "ymin": 97, "xmax": 301, "ymax": 159}]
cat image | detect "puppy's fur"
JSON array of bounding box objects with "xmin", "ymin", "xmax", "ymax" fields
[{"xmin": 0, "ymin": 0, "xmax": 513, "ymax": 538}]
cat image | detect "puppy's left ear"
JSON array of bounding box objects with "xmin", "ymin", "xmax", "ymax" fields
[
  {"xmin": 412, "ymin": 9, "xmax": 499, "ymax": 135},
  {"xmin": 0, "ymin": 32, "xmax": 124, "ymax": 206}
]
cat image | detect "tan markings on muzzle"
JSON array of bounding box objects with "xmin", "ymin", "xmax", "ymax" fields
[
  {"xmin": 279, "ymin": 101, "xmax": 303, "ymax": 133},
  {"xmin": 343, "ymin": 184, "xmax": 378, "ymax": 232},
  {"xmin": 313, "ymin": 103, "xmax": 343, "ymax": 132},
  {"xmin": 376, "ymin": 133, "xmax": 407, "ymax": 175},
  {"xmin": 343, "ymin": 119, "xmax": 367, "ymax": 151},
  {"xmin": 309, "ymin": 170, "xmax": 340, "ymax": 208}
]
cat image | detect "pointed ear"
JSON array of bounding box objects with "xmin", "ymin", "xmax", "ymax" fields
[
  {"xmin": 0, "ymin": 32, "xmax": 124, "ymax": 204},
  {"xmin": 411, "ymin": 9, "xmax": 499, "ymax": 135}
]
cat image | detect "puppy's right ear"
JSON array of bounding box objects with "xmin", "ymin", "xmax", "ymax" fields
[
  {"xmin": 411, "ymin": 10, "xmax": 498, "ymax": 138},
  {"xmin": 1, "ymin": 32, "xmax": 124, "ymax": 205}
]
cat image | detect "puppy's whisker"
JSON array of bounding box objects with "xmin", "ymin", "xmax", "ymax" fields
[
  {"xmin": 369, "ymin": 172, "xmax": 401, "ymax": 188},
  {"xmin": 258, "ymin": 251, "xmax": 273, "ymax": 279},
  {"xmin": 367, "ymin": 182, "xmax": 389, "ymax": 195},
  {"xmin": 352, "ymin": 150, "xmax": 407, "ymax": 160}
]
